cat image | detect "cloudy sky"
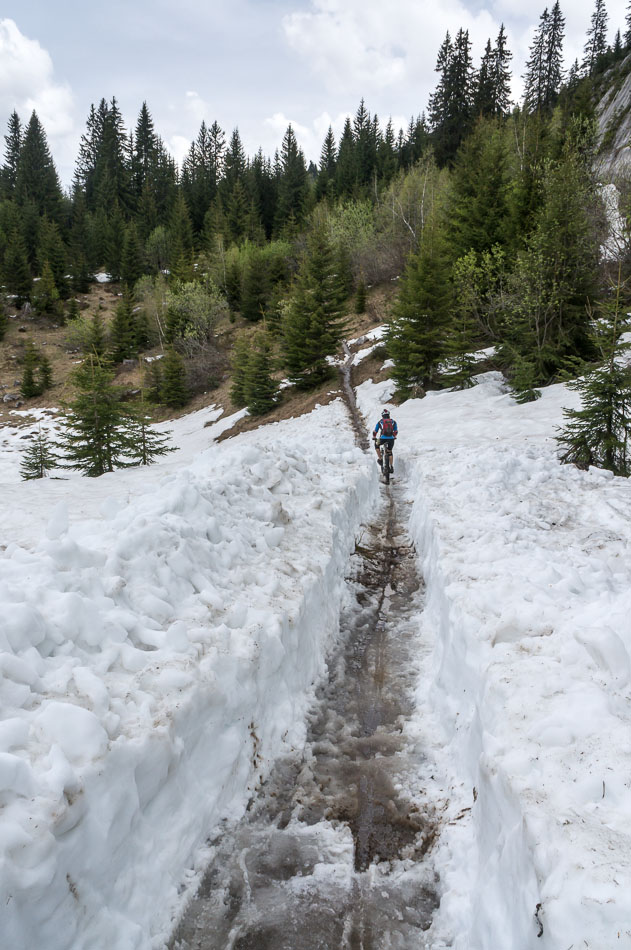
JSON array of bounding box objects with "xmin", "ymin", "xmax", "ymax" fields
[{"xmin": 0, "ymin": 0, "xmax": 627, "ymax": 186}]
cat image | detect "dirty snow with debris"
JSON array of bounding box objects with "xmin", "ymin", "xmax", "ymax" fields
[{"xmin": 359, "ymin": 371, "xmax": 631, "ymax": 950}]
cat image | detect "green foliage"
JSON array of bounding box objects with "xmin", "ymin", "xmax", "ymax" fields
[
  {"xmin": 387, "ymin": 213, "xmax": 453, "ymax": 397},
  {"xmin": 21, "ymin": 339, "xmax": 41, "ymax": 398},
  {"xmin": 244, "ymin": 332, "xmax": 279, "ymax": 415},
  {"xmin": 121, "ymin": 220, "xmax": 145, "ymax": 288},
  {"xmin": 20, "ymin": 427, "xmax": 58, "ymax": 480},
  {"xmin": 125, "ymin": 397, "xmax": 175, "ymax": 465},
  {"xmin": 230, "ymin": 333, "xmax": 251, "ymax": 407},
  {"xmin": 160, "ymin": 345, "xmax": 189, "ymax": 407},
  {"xmin": 241, "ymin": 249, "xmax": 269, "ymax": 321},
  {"xmin": 60, "ymin": 356, "xmax": 132, "ymax": 476},
  {"xmin": 3, "ymin": 230, "xmax": 32, "ymax": 305},
  {"xmin": 109, "ymin": 298, "xmax": 138, "ymax": 363},
  {"xmin": 282, "ymin": 217, "xmax": 347, "ymax": 389},
  {"xmin": 165, "ymin": 279, "xmax": 228, "ymax": 352},
  {"xmin": 557, "ymin": 266, "xmax": 631, "ymax": 475},
  {"xmin": 354, "ymin": 278, "xmax": 367, "ymax": 315},
  {"xmin": 66, "ymin": 308, "xmax": 108, "ymax": 357},
  {"xmin": 32, "ymin": 260, "xmax": 59, "ymax": 315}
]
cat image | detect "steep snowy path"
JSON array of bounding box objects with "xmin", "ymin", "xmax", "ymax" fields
[{"xmin": 169, "ymin": 482, "xmax": 442, "ymax": 950}]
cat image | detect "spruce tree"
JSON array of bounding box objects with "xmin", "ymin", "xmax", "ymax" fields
[
  {"xmin": 445, "ymin": 251, "xmax": 483, "ymax": 389},
  {"xmin": 243, "ymin": 332, "xmax": 278, "ymax": 415},
  {"xmin": 316, "ymin": 126, "xmax": 337, "ymax": 200},
  {"xmin": 241, "ymin": 250, "xmax": 269, "ymax": 321},
  {"xmin": 355, "ymin": 278, "xmax": 367, "ymax": 314},
  {"xmin": 626, "ymin": 1, "xmax": 631, "ymax": 47},
  {"xmin": 20, "ymin": 427, "xmax": 58, "ymax": 480},
  {"xmin": 430, "ymin": 29, "xmax": 475, "ymax": 165},
  {"xmin": 583, "ymin": 0, "xmax": 608, "ymax": 75},
  {"xmin": 38, "ymin": 218, "xmax": 68, "ymax": 297},
  {"xmin": 335, "ymin": 119, "xmax": 357, "ymax": 197},
  {"xmin": 557, "ymin": 265, "xmax": 631, "ymax": 475},
  {"xmin": 387, "ymin": 217, "xmax": 453, "ymax": 397},
  {"xmin": 492, "ymin": 24, "xmax": 513, "ymax": 117},
  {"xmin": 14, "ymin": 111, "xmax": 63, "ymax": 221},
  {"xmin": 38, "ymin": 353, "xmax": 53, "ymax": 391},
  {"xmin": 121, "ymin": 221, "xmax": 145, "ymax": 289},
  {"xmin": 523, "ymin": 6, "xmax": 565, "ymax": 113},
  {"xmin": 0, "ymin": 302, "xmax": 7, "ymax": 341},
  {"xmin": 3, "ymin": 231, "xmax": 32, "ymax": 305},
  {"xmin": 230, "ymin": 333, "xmax": 252, "ymax": 407},
  {"xmin": 60, "ymin": 356, "xmax": 131, "ymax": 476},
  {"xmin": 161, "ymin": 345, "xmax": 189, "ymax": 407},
  {"xmin": 125, "ymin": 396, "xmax": 175, "ymax": 465},
  {"xmin": 282, "ymin": 218, "xmax": 347, "ymax": 389},
  {"xmin": 1, "ymin": 111, "xmax": 22, "ymax": 198},
  {"xmin": 87, "ymin": 310, "xmax": 107, "ymax": 358},
  {"xmin": 109, "ymin": 297, "xmax": 138, "ymax": 363},
  {"xmin": 32, "ymin": 261, "xmax": 59, "ymax": 316},
  {"xmin": 21, "ymin": 340, "xmax": 42, "ymax": 398}
]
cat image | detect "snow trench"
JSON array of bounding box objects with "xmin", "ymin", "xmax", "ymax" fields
[{"xmin": 0, "ymin": 403, "xmax": 378, "ymax": 950}]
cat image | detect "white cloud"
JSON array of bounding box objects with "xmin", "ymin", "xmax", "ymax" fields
[
  {"xmin": 0, "ymin": 19, "xmax": 74, "ymax": 135},
  {"xmin": 283, "ymin": 0, "xmax": 629, "ymax": 112},
  {"xmin": 283, "ymin": 0, "xmax": 497, "ymax": 103},
  {"xmin": 168, "ymin": 134, "xmax": 191, "ymax": 166}
]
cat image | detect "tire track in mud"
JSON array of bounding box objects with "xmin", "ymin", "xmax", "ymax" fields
[{"xmin": 169, "ymin": 346, "xmax": 442, "ymax": 950}]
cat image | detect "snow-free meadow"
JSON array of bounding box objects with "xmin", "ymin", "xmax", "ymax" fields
[{"xmin": 1, "ymin": 353, "xmax": 631, "ymax": 949}]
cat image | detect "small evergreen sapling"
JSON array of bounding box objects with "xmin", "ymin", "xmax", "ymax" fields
[
  {"xmin": 160, "ymin": 345, "xmax": 189, "ymax": 408},
  {"xmin": 244, "ymin": 332, "xmax": 278, "ymax": 415},
  {"xmin": 126, "ymin": 396, "xmax": 175, "ymax": 465},
  {"xmin": 20, "ymin": 426, "xmax": 59, "ymax": 480},
  {"xmin": 556, "ymin": 265, "xmax": 631, "ymax": 476},
  {"xmin": 60, "ymin": 356, "xmax": 131, "ymax": 476},
  {"xmin": 354, "ymin": 278, "xmax": 367, "ymax": 315},
  {"xmin": 20, "ymin": 340, "xmax": 41, "ymax": 398}
]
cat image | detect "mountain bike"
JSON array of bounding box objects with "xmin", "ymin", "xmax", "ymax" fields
[{"xmin": 378, "ymin": 439, "xmax": 394, "ymax": 484}]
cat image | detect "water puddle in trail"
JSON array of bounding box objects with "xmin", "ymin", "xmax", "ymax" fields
[{"xmin": 170, "ymin": 486, "xmax": 440, "ymax": 950}]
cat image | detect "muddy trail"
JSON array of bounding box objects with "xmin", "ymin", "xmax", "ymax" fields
[
  {"xmin": 169, "ymin": 353, "xmax": 441, "ymax": 949},
  {"xmin": 170, "ymin": 483, "xmax": 440, "ymax": 950}
]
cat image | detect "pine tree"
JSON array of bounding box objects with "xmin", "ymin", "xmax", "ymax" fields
[
  {"xmin": 38, "ymin": 353, "xmax": 53, "ymax": 391},
  {"xmin": 335, "ymin": 118, "xmax": 357, "ymax": 197},
  {"xmin": 316, "ymin": 126, "xmax": 337, "ymax": 200},
  {"xmin": 241, "ymin": 250, "xmax": 269, "ymax": 321},
  {"xmin": 161, "ymin": 345, "xmax": 189, "ymax": 407},
  {"xmin": 543, "ymin": 3, "xmax": 565, "ymax": 110},
  {"xmin": 21, "ymin": 340, "xmax": 42, "ymax": 398},
  {"xmin": 230, "ymin": 334, "xmax": 251, "ymax": 407},
  {"xmin": 14, "ymin": 111, "xmax": 63, "ymax": 221},
  {"xmin": 3, "ymin": 230, "xmax": 32, "ymax": 305},
  {"xmin": 557, "ymin": 265, "xmax": 631, "ymax": 475},
  {"xmin": 38, "ymin": 218, "xmax": 68, "ymax": 297},
  {"xmin": 60, "ymin": 356, "xmax": 132, "ymax": 476},
  {"xmin": 475, "ymin": 40, "xmax": 496, "ymax": 117},
  {"xmin": 430, "ymin": 29, "xmax": 475, "ymax": 165},
  {"xmin": 355, "ymin": 278, "xmax": 367, "ymax": 314},
  {"xmin": 282, "ymin": 218, "xmax": 347, "ymax": 389},
  {"xmin": 109, "ymin": 298, "xmax": 138, "ymax": 363},
  {"xmin": 121, "ymin": 221, "xmax": 145, "ymax": 289},
  {"xmin": 125, "ymin": 396, "xmax": 175, "ymax": 465},
  {"xmin": 32, "ymin": 261, "xmax": 59, "ymax": 316},
  {"xmin": 583, "ymin": 0, "xmax": 608, "ymax": 75},
  {"xmin": 387, "ymin": 218, "xmax": 453, "ymax": 397},
  {"xmin": 20, "ymin": 427, "xmax": 58, "ymax": 480},
  {"xmin": 244, "ymin": 332, "xmax": 278, "ymax": 415},
  {"xmin": 445, "ymin": 251, "xmax": 483, "ymax": 389},
  {"xmin": 1, "ymin": 111, "xmax": 22, "ymax": 198},
  {"xmin": 275, "ymin": 124, "xmax": 309, "ymax": 234},
  {"xmin": 626, "ymin": 1, "xmax": 631, "ymax": 47},
  {"xmin": 87, "ymin": 310, "xmax": 107, "ymax": 358}
]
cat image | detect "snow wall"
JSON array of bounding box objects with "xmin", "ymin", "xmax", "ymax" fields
[{"xmin": 0, "ymin": 403, "xmax": 377, "ymax": 949}]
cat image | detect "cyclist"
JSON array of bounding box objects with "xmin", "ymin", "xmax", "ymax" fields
[{"xmin": 373, "ymin": 409, "xmax": 398, "ymax": 473}]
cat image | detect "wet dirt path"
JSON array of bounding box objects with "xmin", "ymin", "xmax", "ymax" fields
[
  {"xmin": 169, "ymin": 483, "xmax": 440, "ymax": 950},
  {"xmin": 169, "ymin": 351, "xmax": 441, "ymax": 949}
]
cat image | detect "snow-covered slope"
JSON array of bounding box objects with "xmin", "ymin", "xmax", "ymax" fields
[
  {"xmin": 0, "ymin": 400, "xmax": 376, "ymax": 949},
  {"xmin": 360, "ymin": 374, "xmax": 631, "ymax": 950}
]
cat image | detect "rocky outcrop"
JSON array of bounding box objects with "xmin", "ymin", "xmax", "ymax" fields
[{"xmin": 596, "ymin": 53, "xmax": 631, "ymax": 179}]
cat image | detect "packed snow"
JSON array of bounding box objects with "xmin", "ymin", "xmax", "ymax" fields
[
  {"xmin": 0, "ymin": 398, "xmax": 376, "ymax": 949},
  {"xmin": 359, "ymin": 373, "xmax": 631, "ymax": 949},
  {"xmin": 3, "ymin": 351, "xmax": 631, "ymax": 949}
]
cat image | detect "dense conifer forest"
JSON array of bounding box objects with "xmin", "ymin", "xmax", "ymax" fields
[{"xmin": 3, "ymin": 0, "xmax": 631, "ymax": 474}]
